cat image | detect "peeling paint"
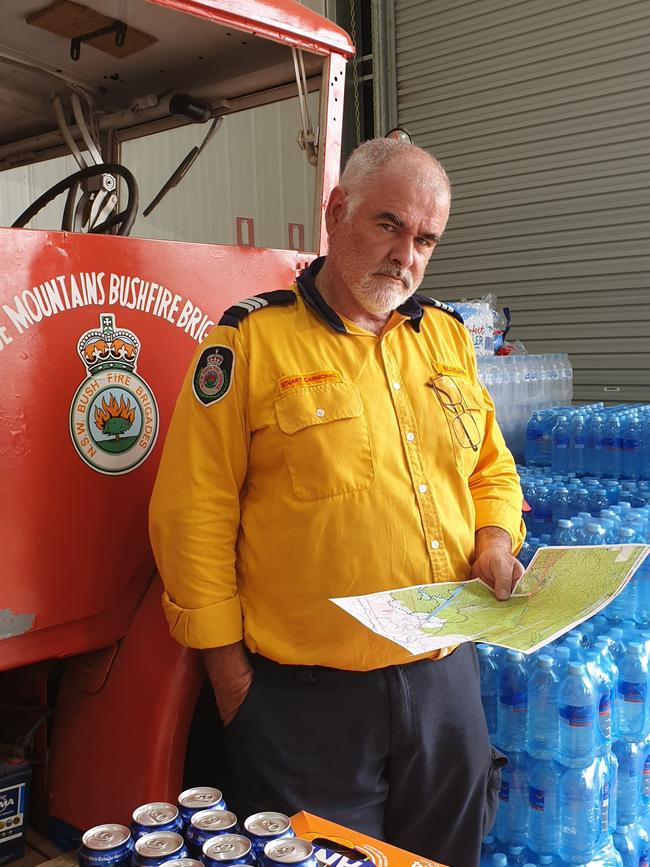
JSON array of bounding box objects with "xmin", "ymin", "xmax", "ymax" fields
[{"xmin": 0, "ymin": 609, "xmax": 35, "ymax": 639}]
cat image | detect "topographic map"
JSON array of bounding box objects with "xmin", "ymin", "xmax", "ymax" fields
[{"xmin": 331, "ymin": 545, "xmax": 650, "ymax": 654}]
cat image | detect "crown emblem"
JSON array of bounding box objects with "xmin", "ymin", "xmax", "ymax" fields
[{"xmin": 78, "ymin": 314, "xmax": 140, "ymax": 374}]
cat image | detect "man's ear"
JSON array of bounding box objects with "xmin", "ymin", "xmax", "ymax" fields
[{"xmin": 324, "ymin": 186, "xmax": 347, "ymax": 236}]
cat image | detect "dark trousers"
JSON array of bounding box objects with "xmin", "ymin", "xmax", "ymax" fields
[{"xmin": 224, "ymin": 643, "xmax": 504, "ymax": 867}]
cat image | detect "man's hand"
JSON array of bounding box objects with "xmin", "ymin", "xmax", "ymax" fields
[
  {"xmin": 203, "ymin": 641, "xmax": 254, "ymax": 726},
  {"xmin": 471, "ymin": 526, "xmax": 524, "ymax": 601}
]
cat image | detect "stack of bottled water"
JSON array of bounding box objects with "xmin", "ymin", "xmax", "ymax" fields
[
  {"xmin": 479, "ymin": 407, "xmax": 650, "ymax": 866},
  {"xmin": 478, "ymin": 354, "xmax": 573, "ymax": 463},
  {"xmin": 524, "ymin": 404, "xmax": 650, "ymax": 481},
  {"xmin": 479, "ymin": 603, "xmax": 650, "ymax": 867}
]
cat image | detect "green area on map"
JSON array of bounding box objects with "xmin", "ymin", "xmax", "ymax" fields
[{"xmin": 389, "ymin": 545, "xmax": 649, "ymax": 653}]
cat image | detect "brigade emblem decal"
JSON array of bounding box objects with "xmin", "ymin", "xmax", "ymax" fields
[
  {"xmin": 69, "ymin": 313, "xmax": 158, "ymax": 475},
  {"xmin": 192, "ymin": 345, "xmax": 234, "ymax": 406}
]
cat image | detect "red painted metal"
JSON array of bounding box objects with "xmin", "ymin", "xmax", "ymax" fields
[
  {"xmin": 0, "ymin": 228, "xmax": 313, "ymax": 672},
  {"xmin": 149, "ymin": 0, "xmax": 354, "ymax": 57},
  {"xmin": 47, "ymin": 578, "xmax": 204, "ymax": 832}
]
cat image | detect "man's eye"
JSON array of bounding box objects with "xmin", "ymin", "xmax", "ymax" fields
[
  {"xmin": 380, "ymin": 223, "xmax": 395, "ymax": 232},
  {"xmin": 416, "ymin": 237, "xmax": 432, "ymax": 247}
]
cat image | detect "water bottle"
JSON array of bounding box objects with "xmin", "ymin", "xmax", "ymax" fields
[
  {"xmin": 609, "ymin": 629, "xmax": 628, "ymax": 665},
  {"xmin": 559, "ymin": 661, "xmax": 598, "ymax": 767},
  {"xmin": 495, "ymin": 750, "xmax": 529, "ymax": 845},
  {"xmin": 534, "ymin": 487, "xmax": 553, "ymax": 536},
  {"xmin": 507, "ymin": 845, "xmax": 531, "ymax": 866},
  {"xmin": 552, "ymin": 488, "xmax": 572, "ymax": 524},
  {"xmin": 618, "ymin": 643, "xmax": 649, "ymax": 741},
  {"xmin": 591, "ymin": 488, "xmax": 611, "ymax": 518},
  {"xmin": 622, "ymin": 416, "xmax": 644, "ymax": 480},
  {"xmin": 554, "ymin": 645, "xmax": 571, "ymax": 680},
  {"xmin": 529, "ymin": 655, "xmax": 560, "ymax": 759},
  {"xmin": 636, "ymin": 554, "xmax": 650, "ymax": 629},
  {"xmin": 585, "ymin": 522, "xmax": 607, "ymax": 545},
  {"xmin": 490, "ymin": 855, "xmax": 508, "ymax": 867},
  {"xmin": 604, "ymin": 415, "xmax": 624, "ymax": 479},
  {"xmin": 641, "ymin": 417, "xmax": 650, "ymax": 480},
  {"xmin": 588, "ymin": 414, "xmax": 607, "ymax": 477},
  {"xmin": 613, "ymin": 825, "xmax": 637, "ymax": 867},
  {"xmin": 499, "ymin": 650, "xmax": 529, "ymax": 751},
  {"xmin": 572, "ymin": 487, "xmax": 591, "ymax": 516},
  {"xmin": 552, "ymin": 519, "xmax": 577, "ymax": 546},
  {"xmin": 587, "ymin": 649, "xmax": 614, "ymax": 752},
  {"xmin": 527, "ymin": 757, "xmax": 562, "ymax": 856},
  {"xmin": 613, "ymin": 740, "xmax": 641, "ymax": 826},
  {"xmin": 564, "ymin": 634, "xmax": 586, "ymax": 662},
  {"xmin": 631, "ymin": 819, "xmax": 649, "ymax": 867},
  {"xmin": 478, "ymin": 644, "xmax": 499, "ymax": 738},
  {"xmin": 526, "ymin": 412, "xmax": 545, "ymax": 467},
  {"xmin": 571, "ymin": 413, "xmax": 587, "ymax": 476},
  {"xmin": 480, "ymin": 835, "xmax": 498, "ymax": 866},
  {"xmin": 553, "ymin": 416, "xmax": 572, "ymax": 475},
  {"xmin": 604, "ymin": 479, "xmax": 622, "ymax": 506},
  {"xmin": 560, "ymin": 755, "xmax": 611, "ymax": 863}
]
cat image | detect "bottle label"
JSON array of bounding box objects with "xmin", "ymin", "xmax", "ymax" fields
[
  {"xmin": 500, "ymin": 689, "xmax": 527, "ymax": 711},
  {"xmin": 499, "ymin": 780, "xmax": 509, "ymax": 802},
  {"xmin": 640, "ymin": 848, "xmax": 649, "ymax": 867},
  {"xmin": 574, "ymin": 436, "xmax": 586, "ymax": 448},
  {"xmin": 555, "ymin": 435, "xmax": 570, "ymax": 447},
  {"xmin": 528, "ymin": 786, "xmax": 545, "ymax": 811},
  {"xmin": 623, "ymin": 437, "xmax": 642, "ymax": 453},
  {"xmin": 559, "ymin": 703, "xmax": 594, "ymax": 726},
  {"xmin": 604, "ymin": 436, "xmax": 622, "ymax": 450},
  {"xmin": 619, "ymin": 681, "xmax": 648, "ymax": 703},
  {"xmin": 643, "ymin": 755, "xmax": 650, "ymax": 797},
  {"xmin": 526, "ymin": 430, "xmax": 542, "ymax": 441}
]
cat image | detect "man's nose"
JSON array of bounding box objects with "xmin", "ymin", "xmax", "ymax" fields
[{"xmin": 389, "ymin": 234, "xmax": 415, "ymax": 269}]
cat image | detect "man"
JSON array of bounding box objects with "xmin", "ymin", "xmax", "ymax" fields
[{"xmin": 150, "ymin": 138, "xmax": 525, "ymax": 867}]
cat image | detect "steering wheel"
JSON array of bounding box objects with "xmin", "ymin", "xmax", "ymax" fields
[{"xmin": 12, "ymin": 163, "xmax": 139, "ymax": 236}]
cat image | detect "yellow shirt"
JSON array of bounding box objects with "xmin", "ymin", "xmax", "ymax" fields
[{"xmin": 149, "ymin": 258, "xmax": 525, "ymax": 671}]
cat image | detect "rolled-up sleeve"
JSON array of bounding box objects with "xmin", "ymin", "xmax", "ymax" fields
[{"xmin": 149, "ymin": 326, "xmax": 249, "ymax": 648}]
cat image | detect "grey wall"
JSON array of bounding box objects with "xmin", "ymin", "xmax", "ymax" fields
[{"xmin": 392, "ymin": 0, "xmax": 650, "ymax": 403}]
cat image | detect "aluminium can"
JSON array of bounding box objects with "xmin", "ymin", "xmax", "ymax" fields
[
  {"xmin": 131, "ymin": 804, "xmax": 184, "ymax": 839},
  {"xmin": 131, "ymin": 832, "xmax": 189, "ymax": 867},
  {"xmin": 165, "ymin": 860, "xmax": 203, "ymax": 867},
  {"xmin": 79, "ymin": 824, "xmax": 134, "ymax": 867},
  {"xmin": 185, "ymin": 810, "xmax": 239, "ymax": 858},
  {"xmin": 262, "ymin": 839, "xmax": 318, "ymax": 867},
  {"xmin": 178, "ymin": 788, "xmax": 227, "ymax": 826},
  {"xmin": 243, "ymin": 813, "xmax": 294, "ymax": 857},
  {"xmin": 201, "ymin": 834, "xmax": 253, "ymax": 867}
]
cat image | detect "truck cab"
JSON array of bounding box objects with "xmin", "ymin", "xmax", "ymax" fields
[{"xmin": 0, "ymin": 0, "xmax": 352, "ymax": 841}]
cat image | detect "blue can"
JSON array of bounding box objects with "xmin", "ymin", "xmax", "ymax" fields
[
  {"xmin": 79, "ymin": 824, "xmax": 134, "ymax": 867},
  {"xmin": 262, "ymin": 839, "xmax": 318, "ymax": 867},
  {"xmin": 201, "ymin": 834, "xmax": 253, "ymax": 867},
  {"xmin": 131, "ymin": 804, "xmax": 184, "ymax": 840},
  {"xmin": 131, "ymin": 832, "xmax": 189, "ymax": 867},
  {"xmin": 165, "ymin": 860, "xmax": 203, "ymax": 867},
  {"xmin": 244, "ymin": 813, "xmax": 294, "ymax": 858},
  {"xmin": 185, "ymin": 810, "xmax": 239, "ymax": 858},
  {"xmin": 178, "ymin": 789, "xmax": 227, "ymax": 827}
]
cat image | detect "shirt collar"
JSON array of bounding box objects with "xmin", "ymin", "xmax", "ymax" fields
[{"xmin": 296, "ymin": 257, "xmax": 425, "ymax": 333}]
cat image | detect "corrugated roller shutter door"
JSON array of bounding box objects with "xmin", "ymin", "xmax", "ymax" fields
[{"xmin": 394, "ymin": 0, "xmax": 650, "ymax": 403}]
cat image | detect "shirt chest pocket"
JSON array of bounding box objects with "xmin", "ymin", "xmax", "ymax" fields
[
  {"xmin": 274, "ymin": 382, "xmax": 375, "ymax": 501},
  {"xmin": 429, "ymin": 374, "xmax": 487, "ymax": 478}
]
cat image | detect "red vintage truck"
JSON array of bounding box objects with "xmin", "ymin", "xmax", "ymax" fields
[{"xmin": 0, "ymin": 0, "xmax": 352, "ymax": 843}]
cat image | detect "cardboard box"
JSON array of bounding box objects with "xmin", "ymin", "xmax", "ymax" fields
[{"xmin": 290, "ymin": 811, "xmax": 449, "ymax": 867}]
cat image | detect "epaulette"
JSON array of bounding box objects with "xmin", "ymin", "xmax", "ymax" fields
[
  {"xmin": 218, "ymin": 290, "xmax": 296, "ymax": 327},
  {"xmin": 418, "ymin": 296, "xmax": 465, "ymax": 325}
]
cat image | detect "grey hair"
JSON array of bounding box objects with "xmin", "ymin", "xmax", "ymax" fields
[{"xmin": 339, "ymin": 138, "xmax": 451, "ymax": 213}]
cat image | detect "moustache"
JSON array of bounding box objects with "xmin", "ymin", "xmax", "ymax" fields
[{"xmin": 375, "ymin": 267, "xmax": 413, "ymax": 290}]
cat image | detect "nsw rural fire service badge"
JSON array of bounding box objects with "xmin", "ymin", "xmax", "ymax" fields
[{"xmin": 70, "ymin": 314, "xmax": 158, "ymax": 474}]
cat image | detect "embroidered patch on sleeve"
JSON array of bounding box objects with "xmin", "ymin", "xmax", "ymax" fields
[{"xmin": 192, "ymin": 345, "xmax": 235, "ymax": 406}]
